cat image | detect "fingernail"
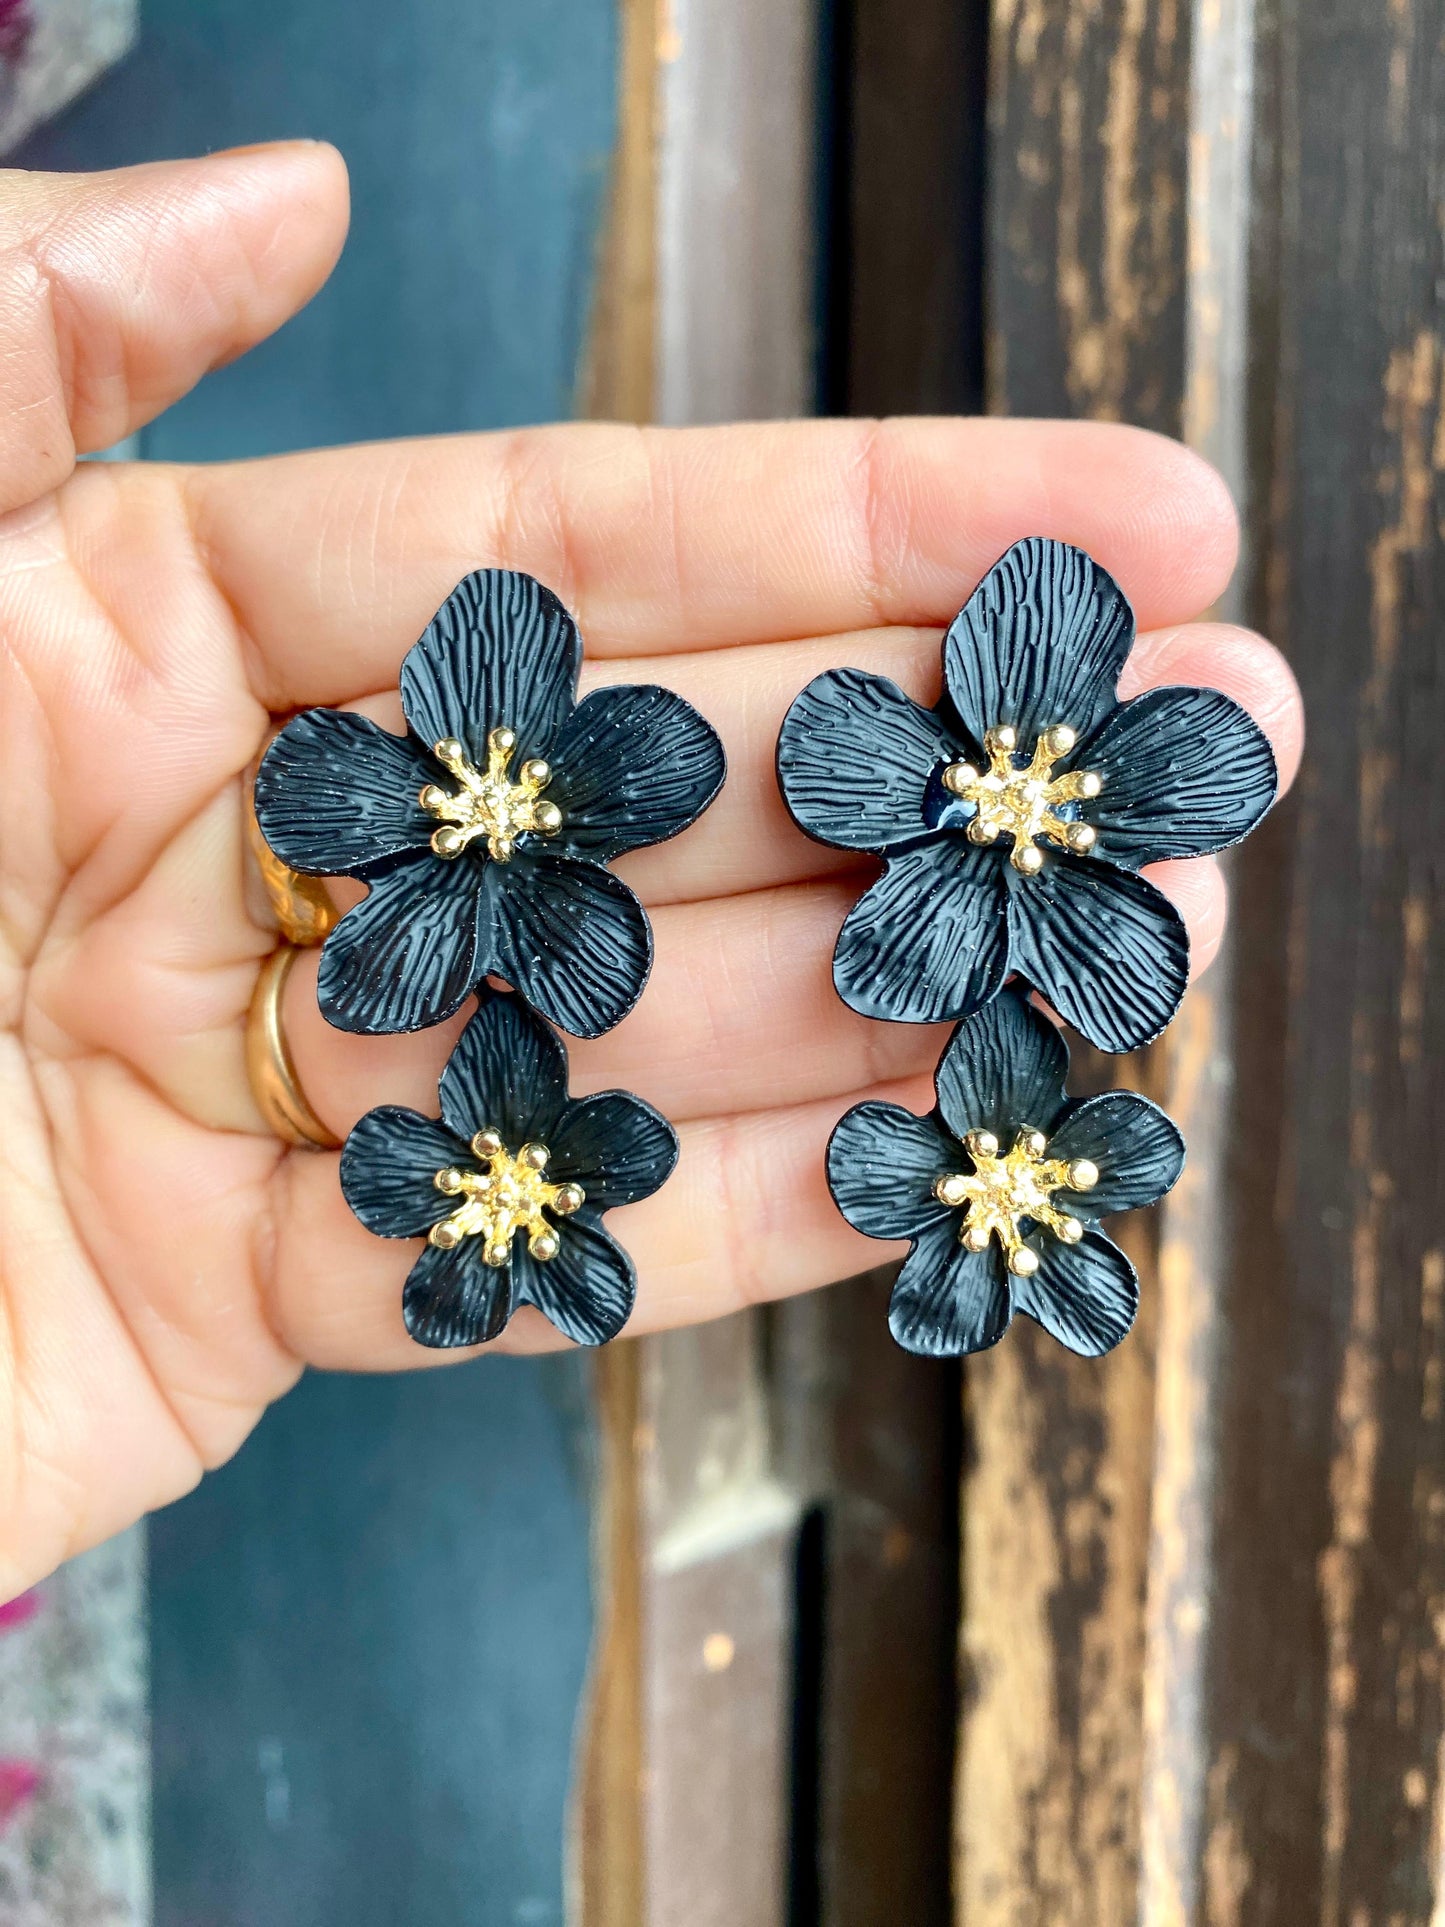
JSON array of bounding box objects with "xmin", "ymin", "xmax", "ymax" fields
[{"xmin": 209, "ymin": 139, "xmax": 327, "ymax": 159}]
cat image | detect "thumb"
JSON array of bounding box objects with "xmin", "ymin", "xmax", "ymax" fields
[{"xmin": 0, "ymin": 142, "xmax": 349, "ymax": 514}]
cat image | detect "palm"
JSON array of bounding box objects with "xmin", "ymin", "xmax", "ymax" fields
[{"xmin": 0, "ymin": 147, "xmax": 1302, "ymax": 1601}]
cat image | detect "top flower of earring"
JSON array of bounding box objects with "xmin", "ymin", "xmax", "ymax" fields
[
  {"xmin": 255, "ymin": 570, "xmax": 725, "ymax": 1037},
  {"xmin": 777, "ymin": 538, "xmax": 1277, "ymax": 1053}
]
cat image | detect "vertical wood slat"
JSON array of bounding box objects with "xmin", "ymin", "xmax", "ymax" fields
[
  {"xmin": 1139, "ymin": 0, "xmax": 1258, "ymax": 1917},
  {"xmin": 959, "ymin": 2, "xmax": 1190, "ymax": 1919},
  {"xmin": 971, "ymin": 0, "xmax": 1445, "ymax": 1919},
  {"xmin": 643, "ymin": 6, "xmax": 819, "ymax": 1919},
  {"xmin": 773, "ymin": 1275, "xmax": 960, "ymax": 1927},
  {"xmin": 1189, "ymin": 1, "xmax": 1445, "ymax": 1917},
  {"xmin": 573, "ymin": 9, "xmax": 659, "ymax": 1922},
  {"xmin": 576, "ymin": 2, "xmax": 818, "ymax": 1923}
]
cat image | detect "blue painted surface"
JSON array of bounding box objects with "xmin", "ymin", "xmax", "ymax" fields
[
  {"xmin": 21, "ymin": 0, "xmax": 616, "ymax": 451},
  {"xmin": 18, "ymin": 2, "xmax": 616, "ymax": 1920},
  {"xmin": 149, "ymin": 1365, "xmax": 594, "ymax": 1927}
]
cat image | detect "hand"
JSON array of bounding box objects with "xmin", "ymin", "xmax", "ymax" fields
[{"xmin": 0, "ymin": 147, "xmax": 1303, "ymax": 1599}]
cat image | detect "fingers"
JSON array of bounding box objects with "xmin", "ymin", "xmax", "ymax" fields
[
  {"xmin": 185, "ymin": 416, "xmax": 1239, "ymax": 707},
  {"xmin": 0, "ymin": 144, "xmax": 348, "ymax": 513},
  {"xmin": 283, "ymin": 880, "xmax": 947, "ymax": 1130},
  {"xmin": 281, "ymin": 860, "xmax": 1225, "ymax": 1135},
  {"xmin": 267, "ymin": 1074, "xmax": 929, "ymax": 1372},
  {"xmin": 339, "ymin": 616, "xmax": 1302, "ymax": 909},
  {"xmin": 1120, "ymin": 621, "xmax": 1305, "ymax": 788}
]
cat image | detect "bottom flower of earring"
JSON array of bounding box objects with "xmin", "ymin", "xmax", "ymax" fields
[
  {"xmin": 339, "ymin": 991, "xmax": 677, "ymax": 1347},
  {"xmin": 827, "ymin": 987, "xmax": 1185, "ymax": 1358}
]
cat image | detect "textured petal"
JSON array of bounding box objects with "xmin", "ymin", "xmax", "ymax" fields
[
  {"xmin": 833, "ymin": 840, "xmax": 1010, "ymax": 1024},
  {"xmin": 438, "ymin": 993, "xmax": 570, "ymax": 1146},
  {"xmin": 340, "ymin": 1106, "xmax": 462, "ymax": 1238},
  {"xmin": 934, "ymin": 988, "xmax": 1070, "ymax": 1142},
  {"xmin": 548, "ymin": 685, "xmax": 726, "ymax": 861},
  {"xmin": 1078, "ymin": 686, "xmax": 1279, "ymax": 867},
  {"xmin": 1012, "ymin": 1228, "xmax": 1139, "ymax": 1357},
  {"xmin": 509, "ymin": 1212, "xmax": 637, "ymax": 1346},
  {"xmin": 777, "ymin": 669, "xmax": 965, "ymax": 852},
  {"xmin": 887, "ymin": 1218, "xmax": 1013, "ymax": 1358},
  {"xmin": 316, "ymin": 854, "xmax": 483, "ymax": 1035},
  {"xmin": 944, "ymin": 539, "xmax": 1134, "ymax": 746},
  {"xmin": 254, "ymin": 709, "xmax": 434, "ymax": 878},
  {"xmin": 549, "ymin": 1092, "xmax": 678, "ymax": 1209},
  {"xmin": 487, "ymin": 852, "xmax": 653, "ymax": 1039},
  {"xmin": 399, "ymin": 569, "xmax": 582, "ymax": 764},
  {"xmin": 1047, "ymin": 1091, "xmax": 1185, "ymax": 1218},
  {"xmin": 826, "ymin": 1101, "xmax": 958, "ymax": 1240},
  {"xmin": 1005, "ymin": 856, "xmax": 1189, "ymax": 1054},
  {"xmin": 402, "ymin": 1239, "xmax": 515, "ymax": 1349}
]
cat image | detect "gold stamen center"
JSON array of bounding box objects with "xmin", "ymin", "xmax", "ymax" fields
[
  {"xmin": 420, "ymin": 726, "xmax": 563, "ymax": 862},
  {"xmin": 428, "ymin": 1131, "xmax": 585, "ymax": 1266},
  {"xmin": 942, "ymin": 723, "xmax": 1102, "ymax": 875},
  {"xmin": 934, "ymin": 1127, "xmax": 1098, "ymax": 1277}
]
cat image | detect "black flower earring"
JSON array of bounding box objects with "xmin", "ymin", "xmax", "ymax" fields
[
  {"xmin": 777, "ymin": 537, "xmax": 1276, "ymax": 1053},
  {"xmin": 253, "ymin": 569, "xmax": 725, "ymax": 1349},
  {"xmin": 828, "ymin": 988, "xmax": 1183, "ymax": 1358},
  {"xmin": 341, "ymin": 992, "xmax": 676, "ymax": 1348},
  {"xmin": 257, "ymin": 569, "xmax": 725, "ymax": 1039},
  {"xmin": 779, "ymin": 535, "xmax": 1277, "ymax": 1359}
]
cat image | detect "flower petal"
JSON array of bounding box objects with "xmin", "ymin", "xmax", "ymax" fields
[
  {"xmin": 1004, "ymin": 855, "xmax": 1188, "ymax": 1054},
  {"xmin": 944, "ymin": 539, "xmax": 1134, "ymax": 746},
  {"xmin": 509, "ymin": 1212, "xmax": 637, "ymax": 1346},
  {"xmin": 254, "ymin": 709, "xmax": 433, "ymax": 878},
  {"xmin": 1078, "ymin": 686, "xmax": 1279, "ymax": 867},
  {"xmin": 399, "ymin": 569, "xmax": 582, "ymax": 764},
  {"xmin": 833, "ymin": 839, "xmax": 1010, "ymax": 1024},
  {"xmin": 316, "ymin": 854, "xmax": 483, "ymax": 1035},
  {"xmin": 438, "ymin": 992, "xmax": 570, "ymax": 1145},
  {"xmin": 402, "ymin": 1239, "xmax": 515, "ymax": 1349},
  {"xmin": 777, "ymin": 669, "xmax": 965, "ymax": 852},
  {"xmin": 933, "ymin": 988, "xmax": 1070, "ymax": 1142},
  {"xmin": 826, "ymin": 1101, "xmax": 958, "ymax": 1240},
  {"xmin": 548, "ymin": 685, "xmax": 726, "ymax": 861},
  {"xmin": 486, "ymin": 852, "xmax": 653, "ymax": 1039},
  {"xmin": 1047, "ymin": 1091, "xmax": 1186, "ymax": 1217},
  {"xmin": 340, "ymin": 1106, "xmax": 463, "ymax": 1238},
  {"xmin": 549, "ymin": 1092, "xmax": 678, "ymax": 1209},
  {"xmin": 1012, "ymin": 1228, "xmax": 1139, "ymax": 1357},
  {"xmin": 888, "ymin": 1218, "xmax": 1013, "ymax": 1358}
]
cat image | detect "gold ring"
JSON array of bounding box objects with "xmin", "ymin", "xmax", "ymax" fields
[
  {"xmin": 243, "ymin": 756, "xmax": 342, "ymax": 1152},
  {"xmin": 246, "ymin": 943, "xmax": 341, "ymax": 1151}
]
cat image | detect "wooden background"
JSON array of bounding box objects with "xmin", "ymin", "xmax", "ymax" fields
[
  {"xmin": 585, "ymin": 0, "xmax": 1445, "ymax": 1922},
  {"xmin": 4, "ymin": 0, "xmax": 1441, "ymax": 1921}
]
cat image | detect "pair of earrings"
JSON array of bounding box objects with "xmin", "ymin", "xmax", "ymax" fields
[{"xmin": 255, "ymin": 542, "xmax": 1276, "ymax": 1359}]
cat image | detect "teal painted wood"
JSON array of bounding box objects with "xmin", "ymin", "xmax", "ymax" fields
[
  {"xmin": 23, "ymin": 0, "xmax": 616, "ymax": 450},
  {"xmin": 17, "ymin": 2, "xmax": 618, "ymax": 1923}
]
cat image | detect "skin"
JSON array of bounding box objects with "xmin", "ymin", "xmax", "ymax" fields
[{"xmin": 0, "ymin": 144, "xmax": 1304, "ymax": 1601}]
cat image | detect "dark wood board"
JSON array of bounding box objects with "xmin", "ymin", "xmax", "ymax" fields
[
  {"xmin": 1195, "ymin": 0, "xmax": 1445, "ymax": 1915},
  {"xmin": 961, "ymin": 0, "xmax": 1190, "ymax": 1915}
]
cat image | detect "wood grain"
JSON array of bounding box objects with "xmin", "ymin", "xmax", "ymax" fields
[
  {"xmin": 962, "ymin": 0, "xmax": 1190, "ymax": 1916},
  {"xmin": 774, "ymin": 1274, "xmax": 960, "ymax": 1927},
  {"xmin": 574, "ymin": 5, "xmax": 657, "ymax": 1919},
  {"xmin": 576, "ymin": 3, "xmax": 818, "ymax": 1922},
  {"xmin": 1192, "ymin": 0, "xmax": 1445, "ymax": 1915}
]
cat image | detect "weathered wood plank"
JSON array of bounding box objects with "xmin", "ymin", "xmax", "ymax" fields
[
  {"xmin": 827, "ymin": 0, "xmax": 987, "ymax": 417},
  {"xmin": 575, "ymin": 3, "xmax": 818, "ymax": 1922},
  {"xmin": 1191, "ymin": 1, "xmax": 1445, "ymax": 1915},
  {"xmin": 774, "ymin": 1274, "xmax": 959, "ymax": 1927},
  {"xmin": 961, "ymin": 1, "xmax": 1191, "ymax": 1915},
  {"xmin": 1139, "ymin": 1, "xmax": 1258, "ymax": 1916}
]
